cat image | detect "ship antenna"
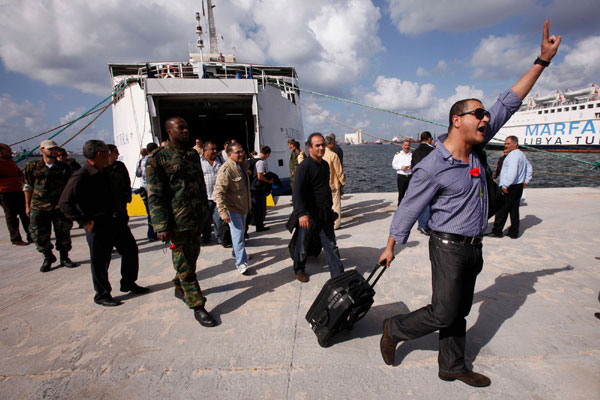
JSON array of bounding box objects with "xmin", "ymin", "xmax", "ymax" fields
[{"xmin": 206, "ymin": 0, "xmax": 219, "ymax": 54}]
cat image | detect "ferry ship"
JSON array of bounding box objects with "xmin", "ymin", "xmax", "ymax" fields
[
  {"xmin": 108, "ymin": 2, "xmax": 304, "ymax": 192},
  {"xmin": 492, "ymin": 84, "xmax": 600, "ymax": 152}
]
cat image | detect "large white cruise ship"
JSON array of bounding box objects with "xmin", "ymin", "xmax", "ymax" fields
[
  {"xmin": 108, "ymin": 3, "xmax": 304, "ymax": 193},
  {"xmin": 493, "ymin": 84, "xmax": 600, "ymax": 152}
]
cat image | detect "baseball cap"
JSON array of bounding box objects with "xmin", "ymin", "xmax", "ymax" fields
[{"xmin": 40, "ymin": 140, "xmax": 59, "ymax": 149}]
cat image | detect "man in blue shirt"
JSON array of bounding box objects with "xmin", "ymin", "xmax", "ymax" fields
[
  {"xmin": 488, "ymin": 136, "xmax": 532, "ymax": 238},
  {"xmin": 378, "ymin": 21, "xmax": 561, "ymax": 387}
]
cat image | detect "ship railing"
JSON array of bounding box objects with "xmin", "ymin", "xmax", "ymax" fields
[
  {"xmin": 137, "ymin": 63, "xmax": 198, "ymax": 79},
  {"xmin": 132, "ymin": 62, "xmax": 300, "ymax": 97}
]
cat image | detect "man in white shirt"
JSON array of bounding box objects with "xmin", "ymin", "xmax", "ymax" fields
[
  {"xmin": 200, "ymin": 141, "xmax": 223, "ymax": 244},
  {"xmin": 488, "ymin": 135, "xmax": 532, "ymax": 239},
  {"xmin": 392, "ymin": 139, "xmax": 412, "ymax": 206}
]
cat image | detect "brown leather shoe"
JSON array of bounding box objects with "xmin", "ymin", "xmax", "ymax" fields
[
  {"xmin": 295, "ymin": 272, "xmax": 309, "ymax": 283},
  {"xmin": 12, "ymin": 240, "xmax": 28, "ymax": 246},
  {"xmin": 380, "ymin": 318, "xmax": 398, "ymax": 365},
  {"xmin": 438, "ymin": 370, "xmax": 491, "ymax": 387}
]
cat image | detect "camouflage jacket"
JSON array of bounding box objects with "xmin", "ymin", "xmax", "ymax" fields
[
  {"xmin": 145, "ymin": 141, "xmax": 209, "ymax": 232},
  {"xmin": 104, "ymin": 160, "xmax": 132, "ymax": 208},
  {"xmin": 289, "ymin": 149, "xmax": 299, "ymax": 173},
  {"xmin": 23, "ymin": 159, "xmax": 72, "ymax": 211}
]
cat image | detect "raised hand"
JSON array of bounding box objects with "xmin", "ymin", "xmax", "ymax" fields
[{"xmin": 540, "ymin": 20, "xmax": 561, "ymax": 62}]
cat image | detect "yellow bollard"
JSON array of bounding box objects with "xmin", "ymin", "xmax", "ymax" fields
[
  {"xmin": 266, "ymin": 194, "xmax": 276, "ymax": 207},
  {"xmin": 127, "ymin": 193, "xmax": 147, "ymax": 217}
]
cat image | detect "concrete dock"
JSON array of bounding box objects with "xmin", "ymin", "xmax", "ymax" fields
[{"xmin": 1, "ymin": 188, "xmax": 599, "ymax": 399}]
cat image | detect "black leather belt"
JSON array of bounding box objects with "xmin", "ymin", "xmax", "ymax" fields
[{"xmin": 432, "ymin": 231, "xmax": 483, "ymax": 245}]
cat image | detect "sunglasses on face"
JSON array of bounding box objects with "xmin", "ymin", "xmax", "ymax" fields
[{"xmin": 457, "ymin": 108, "xmax": 490, "ymax": 120}]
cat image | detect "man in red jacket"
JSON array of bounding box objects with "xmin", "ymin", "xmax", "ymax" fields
[{"xmin": 0, "ymin": 143, "xmax": 31, "ymax": 246}]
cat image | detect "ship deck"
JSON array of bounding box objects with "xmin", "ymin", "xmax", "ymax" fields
[{"xmin": 1, "ymin": 189, "xmax": 599, "ymax": 399}]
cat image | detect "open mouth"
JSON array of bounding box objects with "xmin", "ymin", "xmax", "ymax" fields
[{"xmin": 477, "ymin": 126, "xmax": 486, "ymax": 134}]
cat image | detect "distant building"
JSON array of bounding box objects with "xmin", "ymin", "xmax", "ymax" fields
[{"xmin": 344, "ymin": 130, "xmax": 363, "ymax": 144}]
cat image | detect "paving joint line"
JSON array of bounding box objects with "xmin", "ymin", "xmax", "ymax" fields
[{"xmin": 285, "ymin": 281, "xmax": 303, "ymax": 399}]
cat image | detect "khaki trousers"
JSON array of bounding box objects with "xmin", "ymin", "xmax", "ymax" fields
[{"xmin": 331, "ymin": 188, "xmax": 342, "ymax": 230}]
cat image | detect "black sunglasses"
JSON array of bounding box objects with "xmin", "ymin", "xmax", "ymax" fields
[{"xmin": 457, "ymin": 108, "xmax": 490, "ymax": 120}]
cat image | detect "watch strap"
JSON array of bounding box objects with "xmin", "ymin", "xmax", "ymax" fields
[{"xmin": 534, "ymin": 57, "xmax": 550, "ymax": 67}]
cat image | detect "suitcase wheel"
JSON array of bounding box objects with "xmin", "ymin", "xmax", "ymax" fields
[{"xmin": 318, "ymin": 336, "xmax": 330, "ymax": 348}]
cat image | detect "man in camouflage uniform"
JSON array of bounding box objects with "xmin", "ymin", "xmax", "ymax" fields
[
  {"xmin": 24, "ymin": 140, "xmax": 76, "ymax": 272},
  {"xmin": 105, "ymin": 144, "xmax": 132, "ymax": 216},
  {"xmin": 146, "ymin": 117, "xmax": 218, "ymax": 327},
  {"xmin": 288, "ymin": 138, "xmax": 299, "ymax": 189}
]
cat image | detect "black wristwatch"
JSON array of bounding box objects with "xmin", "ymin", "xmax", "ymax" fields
[{"xmin": 534, "ymin": 57, "xmax": 550, "ymax": 67}]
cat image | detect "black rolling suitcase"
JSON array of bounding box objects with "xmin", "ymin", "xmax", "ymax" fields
[{"xmin": 305, "ymin": 263, "xmax": 385, "ymax": 347}]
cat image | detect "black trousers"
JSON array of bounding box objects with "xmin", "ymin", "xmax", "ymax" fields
[
  {"xmin": 0, "ymin": 191, "xmax": 30, "ymax": 243},
  {"xmin": 293, "ymin": 215, "xmax": 344, "ymax": 278},
  {"xmin": 396, "ymin": 174, "xmax": 411, "ymax": 206},
  {"xmin": 251, "ymin": 191, "xmax": 267, "ymax": 228},
  {"xmin": 85, "ymin": 216, "xmax": 139, "ymax": 302},
  {"xmin": 387, "ymin": 234, "xmax": 483, "ymax": 373},
  {"xmin": 492, "ymin": 183, "xmax": 524, "ymax": 238}
]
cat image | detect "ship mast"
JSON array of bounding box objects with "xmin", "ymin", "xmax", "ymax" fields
[{"xmin": 206, "ymin": 0, "xmax": 219, "ymax": 54}]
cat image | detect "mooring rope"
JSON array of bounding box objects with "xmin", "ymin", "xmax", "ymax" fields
[
  {"xmin": 60, "ymin": 103, "xmax": 112, "ymax": 147},
  {"xmin": 300, "ymin": 96, "xmax": 600, "ymax": 180},
  {"xmin": 9, "ymin": 108, "xmax": 104, "ymax": 147},
  {"xmin": 298, "ymin": 101, "xmax": 410, "ymax": 145},
  {"xmin": 289, "ymin": 85, "xmax": 600, "ymax": 169},
  {"xmin": 15, "ymin": 82, "xmax": 132, "ymax": 162}
]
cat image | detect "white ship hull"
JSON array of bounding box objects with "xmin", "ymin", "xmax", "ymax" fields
[
  {"xmin": 493, "ymin": 85, "xmax": 600, "ymax": 152},
  {"xmin": 109, "ymin": 62, "xmax": 305, "ymax": 192}
]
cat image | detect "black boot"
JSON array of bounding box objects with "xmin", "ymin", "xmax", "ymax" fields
[
  {"xmin": 40, "ymin": 251, "xmax": 57, "ymax": 272},
  {"xmin": 60, "ymin": 251, "xmax": 77, "ymax": 268},
  {"xmin": 193, "ymin": 306, "xmax": 218, "ymax": 327}
]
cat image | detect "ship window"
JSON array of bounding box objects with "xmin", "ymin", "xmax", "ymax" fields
[
  {"xmin": 538, "ymin": 111, "xmax": 542, "ymax": 115},
  {"xmin": 579, "ymin": 105, "xmax": 585, "ymax": 110},
  {"xmin": 544, "ymin": 110, "xmax": 548, "ymax": 114},
  {"xmin": 572, "ymin": 106, "xmax": 577, "ymax": 110},
  {"xmin": 550, "ymin": 109, "xmax": 555, "ymax": 113},
  {"xmin": 588, "ymin": 104, "xmax": 593, "ymax": 109},
  {"xmin": 557, "ymin": 108, "xmax": 562, "ymax": 112},
  {"xmin": 596, "ymin": 103, "xmax": 600, "ymax": 107}
]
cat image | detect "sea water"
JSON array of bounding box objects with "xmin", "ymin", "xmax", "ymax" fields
[{"xmin": 341, "ymin": 144, "xmax": 600, "ymax": 193}]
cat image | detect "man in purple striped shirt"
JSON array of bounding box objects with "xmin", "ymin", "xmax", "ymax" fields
[{"xmin": 378, "ymin": 21, "xmax": 561, "ymax": 387}]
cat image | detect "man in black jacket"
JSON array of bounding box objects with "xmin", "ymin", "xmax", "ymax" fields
[
  {"xmin": 410, "ymin": 131, "xmax": 435, "ymax": 235},
  {"xmin": 59, "ymin": 140, "xmax": 148, "ymax": 307},
  {"xmin": 292, "ymin": 133, "xmax": 344, "ymax": 282}
]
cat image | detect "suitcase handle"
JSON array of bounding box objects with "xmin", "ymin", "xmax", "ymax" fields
[{"xmin": 366, "ymin": 262, "xmax": 386, "ymax": 288}]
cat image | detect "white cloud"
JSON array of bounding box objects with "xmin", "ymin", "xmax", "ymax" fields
[
  {"xmin": 537, "ymin": 36, "xmax": 600, "ymax": 93},
  {"xmin": 0, "ymin": 94, "xmax": 47, "ymax": 148},
  {"xmin": 470, "ymin": 34, "xmax": 535, "ymax": 79},
  {"xmin": 434, "ymin": 60, "xmax": 448, "ymax": 73},
  {"xmin": 416, "ymin": 67, "xmax": 429, "ymax": 77},
  {"xmin": 416, "ymin": 60, "xmax": 447, "ymax": 77},
  {"xmin": 469, "ymin": 32, "xmax": 600, "ymax": 94},
  {"xmin": 386, "ymin": 0, "xmax": 533, "ymax": 35},
  {"xmin": 0, "ymin": 0, "xmax": 383, "ymax": 96},
  {"xmin": 361, "ymin": 76, "xmax": 501, "ymax": 132},
  {"xmin": 364, "ymin": 76, "xmax": 436, "ymax": 110},
  {"xmin": 0, "ymin": 94, "xmax": 110, "ymax": 151}
]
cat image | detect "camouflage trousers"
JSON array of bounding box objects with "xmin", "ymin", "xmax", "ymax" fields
[
  {"xmin": 29, "ymin": 208, "xmax": 72, "ymax": 254},
  {"xmin": 171, "ymin": 228, "xmax": 206, "ymax": 309}
]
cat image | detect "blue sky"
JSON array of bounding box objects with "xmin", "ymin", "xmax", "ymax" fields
[{"xmin": 1, "ymin": 0, "xmax": 599, "ymax": 151}]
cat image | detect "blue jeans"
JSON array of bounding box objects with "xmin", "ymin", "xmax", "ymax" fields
[
  {"xmin": 228, "ymin": 212, "xmax": 248, "ymax": 266},
  {"xmin": 417, "ymin": 204, "xmax": 431, "ymax": 230},
  {"xmin": 142, "ymin": 195, "xmax": 156, "ymax": 240},
  {"xmin": 293, "ymin": 216, "xmax": 344, "ymax": 278},
  {"xmin": 202, "ymin": 200, "xmax": 221, "ymax": 242}
]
